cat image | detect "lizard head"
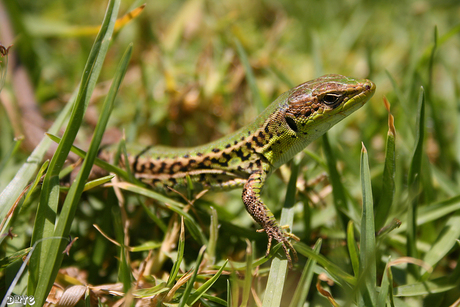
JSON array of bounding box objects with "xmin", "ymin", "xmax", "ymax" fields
[
  {"xmin": 283, "ymin": 74, "xmax": 375, "ymax": 135},
  {"xmin": 263, "ymin": 74, "xmax": 375, "ymax": 168}
]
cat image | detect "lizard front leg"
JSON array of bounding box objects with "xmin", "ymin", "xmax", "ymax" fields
[{"xmin": 242, "ymin": 168, "xmax": 298, "ymax": 267}]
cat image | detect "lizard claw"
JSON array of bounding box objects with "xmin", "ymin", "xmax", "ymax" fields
[{"xmin": 259, "ymin": 226, "xmax": 298, "ymax": 268}]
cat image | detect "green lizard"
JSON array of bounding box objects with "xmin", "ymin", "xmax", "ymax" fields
[{"xmin": 105, "ymin": 74, "xmax": 375, "ymax": 266}]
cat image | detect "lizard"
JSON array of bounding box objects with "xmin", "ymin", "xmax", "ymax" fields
[{"xmin": 102, "ymin": 74, "xmax": 376, "ymax": 267}]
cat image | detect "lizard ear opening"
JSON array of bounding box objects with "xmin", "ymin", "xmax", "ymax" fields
[{"xmin": 285, "ymin": 115, "xmax": 298, "ymax": 132}]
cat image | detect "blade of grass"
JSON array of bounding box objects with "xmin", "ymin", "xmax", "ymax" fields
[
  {"xmin": 375, "ymin": 98, "xmax": 396, "ymax": 230},
  {"xmin": 199, "ymin": 293, "xmax": 227, "ymax": 306},
  {"xmin": 262, "ymin": 161, "xmax": 298, "ymax": 306},
  {"xmin": 419, "ymin": 23, "xmax": 460, "ymax": 64},
  {"xmin": 295, "ymin": 242, "xmax": 356, "ymax": 287},
  {"xmin": 30, "ymin": 7, "xmax": 124, "ymax": 303},
  {"xmin": 393, "ymin": 277, "xmax": 455, "ymax": 296},
  {"xmin": 206, "ymin": 207, "xmax": 218, "ymax": 265},
  {"xmin": 425, "ymin": 27, "xmax": 448, "ymax": 168},
  {"xmin": 134, "ymin": 282, "xmax": 168, "ymax": 298},
  {"xmin": 347, "ymin": 221, "xmax": 360, "ymax": 277},
  {"xmin": 58, "ymin": 175, "xmax": 114, "ymax": 193},
  {"xmin": 187, "ymin": 259, "xmax": 229, "ymax": 305},
  {"xmin": 46, "ymin": 133, "xmax": 132, "ymax": 181},
  {"xmin": 392, "ymin": 195, "xmax": 460, "ymax": 233},
  {"xmin": 240, "ymin": 240, "xmax": 254, "ymax": 307},
  {"xmin": 358, "ymin": 143, "xmax": 376, "ymax": 306},
  {"xmin": 179, "ymin": 245, "xmax": 206, "ymax": 307},
  {"xmin": 288, "ymin": 239, "xmax": 322, "ymax": 307},
  {"xmin": 1, "ymin": 237, "xmax": 68, "ymax": 307},
  {"xmin": 406, "ymin": 87, "xmax": 425, "ymax": 279},
  {"xmin": 431, "ymin": 165, "xmax": 460, "ymax": 196},
  {"xmin": 119, "ymin": 137, "xmax": 135, "ymax": 182},
  {"xmin": 228, "ymin": 278, "xmax": 235, "ymax": 307},
  {"xmin": 0, "ymin": 160, "xmax": 49, "ymax": 242},
  {"xmin": 0, "ymin": 247, "xmax": 32, "ymax": 269},
  {"xmin": 0, "ymin": 93, "xmax": 74, "ymax": 237},
  {"xmin": 113, "ymin": 203, "xmax": 133, "ymax": 292},
  {"xmin": 167, "ymin": 217, "xmax": 185, "ymax": 287},
  {"xmin": 29, "ymin": 0, "xmax": 120, "ymax": 293},
  {"xmin": 421, "ymin": 212, "xmax": 460, "ymax": 281},
  {"xmin": 377, "ymin": 257, "xmax": 392, "ymax": 307}
]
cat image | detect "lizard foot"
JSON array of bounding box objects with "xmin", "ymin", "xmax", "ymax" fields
[{"xmin": 257, "ymin": 226, "xmax": 299, "ymax": 268}]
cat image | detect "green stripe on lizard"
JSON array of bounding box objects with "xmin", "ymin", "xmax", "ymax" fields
[{"xmin": 102, "ymin": 74, "xmax": 376, "ymax": 267}]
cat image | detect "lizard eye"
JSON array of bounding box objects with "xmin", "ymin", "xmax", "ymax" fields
[
  {"xmin": 322, "ymin": 93, "xmax": 343, "ymax": 106},
  {"xmin": 285, "ymin": 116, "xmax": 298, "ymax": 132}
]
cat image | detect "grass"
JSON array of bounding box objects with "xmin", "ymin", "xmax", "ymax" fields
[{"xmin": 1, "ymin": 0, "xmax": 460, "ymax": 306}]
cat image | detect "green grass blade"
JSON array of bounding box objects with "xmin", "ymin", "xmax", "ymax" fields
[
  {"xmin": 187, "ymin": 259, "xmax": 229, "ymax": 305},
  {"xmin": 358, "ymin": 143, "xmax": 376, "ymax": 306},
  {"xmin": 240, "ymin": 240, "xmax": 254, "ymax": 307},
  {"xmin": 393, "ymin": 277, "xmax": 455, "ymax": 297},
  {"xmin": 167, "ymin": 217, "xmax": 185, "ymax": 287},
  {"xmin": 46, "ymin": 133, "xmax": 132, "ymax": 181},
  {"xmin": 288, "ymin": 239, "xmax": 322, "ymax": 307},
  {"xmin": 2, "ymin": 237, "xmax": 66, "ymax": 307},
  {"xmin": 0, "ymin": 94, "xmax": 74, "ymax": 236},
  {"xmin": 393, "ymin": 195, "xmax": 460, "ymax": 233},
  {"xmin": 30, "ymin": 2, "xmax": 122, "ymax": 302},
  {"xmin": 425, "ymin": 27, "xmax": 449, "ymax": 167},
  {"xmin": 179, "ymin": 245, "xmax": 206, "ymax": 307},
  {"xmin": 199, "ymin": 293, "xmax": 227, "ymax": 306},
  {"xmin": 263, "ymin": 161, "xmax": 298, "ymax": 306},
  {"xmin": 0, "ymin": 247, "xmax": 32, "ymax": 269},
  {"xmin": 431, "ymin": 165, "xmax": 460, "ymax": 196},
  {"xmin": 427, "ymin": 26, "xmax": 437, "ymax": 92},
  {"xmin": 113, "ymin": 204, "xmax": 133, "ymax": 292},
  {"xmin": 377, "ymin": 257, "xmax": 392, "ymax": 307},
  {"xmin": 0, "ymin": 160, "xmax": 51, "ymax": 242},
  {"xmin": 206, "ymin": 207, "xmax": 218, "ymax": 265},
  {"xmin": 347, "ymin": 221, "xmax": 360, "ymax": 277},
  {"xmin": 119, "ymin": 137, "xmax": 135, "ymax": 183},
  {"xmin": 294, "ymin": 242, "xmax": 356, "ymax": 287},
  {"xmin": 134, "ymin": 282, "xmax": 168, "ymax": 298},
  {"xmin": 20, "ymin": 159, "xmax": 48, "ymax": 207},
  {"xmin": 228, "ymin": 279, "xmax": 234, "ymax": 307},
  {"xmin": 407, "ymin": 87, "xmax": 425, "ymax": 278},
  {"xmin": 375, "ymin": 99, "xmax": 396, "ymax": 230},
  {"xmin": 421, "ymin": 212, "xmax": 460, "ymax": 281},
  {"xmin": 419, "ymin": 23, "xmax": 460, "ymax": 64}
]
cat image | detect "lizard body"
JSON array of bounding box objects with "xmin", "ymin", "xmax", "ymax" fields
[{"xmin": 105, "ymin": 74, "xmax": 376, "ymax": 266}]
